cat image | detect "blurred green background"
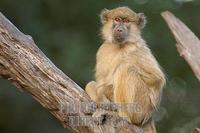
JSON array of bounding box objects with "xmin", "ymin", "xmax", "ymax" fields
[{"xmin": 0, "ymin": 0, "xmax": 200, "ymax": 133}]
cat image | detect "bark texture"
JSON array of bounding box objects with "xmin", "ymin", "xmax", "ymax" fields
[
  {"xmin": 0, "ymin": 12, "xmax": 143, "ymax": 133},
  {"xmin": 161, "ymin": 11, "xmax": 200, "ymax": 82},
  {"xmin": 162, "ymin": 11, "xmax": 200, "ymax": 133}
]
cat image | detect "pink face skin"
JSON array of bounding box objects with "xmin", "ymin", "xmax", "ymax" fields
[{"xmin": 112, "ymin": 17, "xmax": 131, "ymax": 44}]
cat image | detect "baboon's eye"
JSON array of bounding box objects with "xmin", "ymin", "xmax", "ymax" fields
[
  {"xmin": 114, "ymin": 17, "xmax": 121, "ymax": 22},
  {"xmin": 123, "ymin": 18, "xmax": 130, "ymax": 23}
]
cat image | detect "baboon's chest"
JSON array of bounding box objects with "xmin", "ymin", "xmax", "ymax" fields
[
  {"xmin": 96, "ymin": 43, "xmax": 137, "ymax": 80},
  {"xmin": 98, "ymin": 50, "xmax": 121, "ymax": 76}
]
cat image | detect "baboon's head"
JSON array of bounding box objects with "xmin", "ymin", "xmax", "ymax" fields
[{"xmin": 100, "ymin": 7, "xmax": 146, "ymax": 44}]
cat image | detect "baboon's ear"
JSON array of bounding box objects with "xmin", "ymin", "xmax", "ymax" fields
[
  {"xmin": 137, "ymin": 13, "xmax": 147, "ymax": 29},
  {"xmin": 100, "ymin": 9, "xmax": 110, "ymax": 24}
]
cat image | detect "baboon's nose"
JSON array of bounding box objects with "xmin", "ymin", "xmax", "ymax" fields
[{"xmin": 117, "ymin": 29, "xmax": 122, "ymax": 33}]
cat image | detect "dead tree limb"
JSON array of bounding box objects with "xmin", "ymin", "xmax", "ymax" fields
[
  {"xmin": 0, "ymin": 12, "xmax": 143, "ymax": 133},
  {"xmin": 161, "ymin": 11, "xmax": 200, "ymax": 82},
  {"xmin": 161, "ymin": 11, "xmax": 200, "ymax": 133}
]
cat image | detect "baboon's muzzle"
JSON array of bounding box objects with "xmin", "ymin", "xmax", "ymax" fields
[{"xmin": 113, "ymin": 24, "xmax": 128, "ymax": 43}]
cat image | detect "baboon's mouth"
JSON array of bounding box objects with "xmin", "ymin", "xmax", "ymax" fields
[{"xmin": 114, "ymin": 35, "xmax": 125, "ymax": 43}]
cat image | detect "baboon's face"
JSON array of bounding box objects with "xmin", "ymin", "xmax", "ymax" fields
[
  {"xmin": 112, "ymin": 16, "xmax": 131, "ymax": 43},
  {"xmin": 100, "ymin": 7, "xmax": 146, "ymax": 44}
]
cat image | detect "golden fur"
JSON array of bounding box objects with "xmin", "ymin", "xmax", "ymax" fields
[{"xmin": 85, "ymin": 7, "xmax": 166, "ymax": 133}]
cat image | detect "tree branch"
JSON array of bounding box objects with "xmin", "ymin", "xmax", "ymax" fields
[
  {"xmin": 161, "ymin": 11, "xmax": 200, "ymax": 82},
  {"xmin": 161, "ymin": 11, "xmax": 200, "ymax": 133},
  {"xmin": 0, "ymin": 12, "xmax": 143, "ymax": 133}
]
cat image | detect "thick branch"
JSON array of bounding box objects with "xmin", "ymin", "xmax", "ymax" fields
[
  {"xmin": 0, "ymin": 12, "xmax": 142, "ymax": 133},
  {"xmin": 161, "ymin": 11, "xmax": 200, "ymax": 82}
]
